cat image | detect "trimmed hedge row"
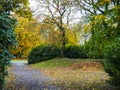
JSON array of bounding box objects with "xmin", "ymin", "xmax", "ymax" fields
[
  {"xmin": 28, "ymin": 45, "xmax": 88, "ymax": 64},
  {"xmin": 64, "ymin": 45, "xmax": 87, "ymax": 59},
  {"xmin": 28, "ymin": 45, "xmax": 60, "ymax": 64}
]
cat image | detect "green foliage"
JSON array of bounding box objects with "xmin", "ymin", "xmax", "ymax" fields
[
  {"xmin": 0, "ymin": 0, "xmax": 31, "ymax": 89},
  {"xmin": 0, "ymin": 7, "xmax": 16, "ymax": 90},
  {"xmin": 13, "ymin": 0, "xmax": 32, "ymax": 19},
  {"xmin": 82, "ymin": 1, "xmax": 120, "ymax": 59},
  {"xmin": 28, "ymin": 45, "xmax": 61, "ymax": 64},
  {"xmin": 28, "ymin": 44, "xmax": 88, "ymax": 64},
  {"xmin": 76, "ymin": 0, "xmax": 120, "ymax": 87},
  {"xmin": 87, "ymin": 39, "xmax": 104, "ymax": 59},
  {"xmin": 103, "ymin": 38, "xmax": 120, "ymax": 87},
  {"xmin": 75, "ymin": 0, "xmax": 120, "ymax": 58},
  {"xmin": 64, "ymin": 45, "xmax": 87, "ymax": 59},
  {"xmin": 31, "ymin": 58, "xmax": 81, "ymax": 68}
]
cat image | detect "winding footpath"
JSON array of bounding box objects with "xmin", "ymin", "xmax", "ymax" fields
[{"xmin": 10, "ymin": 60, "xmax": 60, "ymax": 90}]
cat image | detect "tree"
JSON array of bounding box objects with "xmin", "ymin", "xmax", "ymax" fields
[
  {"xmin": 39, "ymin": 16, "xmax": 61, "ymax": 45},
  {"xmin": 13, "ymin": 0, "xmax": 32, "ymax": 19},
  {"xmin": 66, "ymin": 27, "xmax": 78, "ymax": 45},
  {"xmin": 0, "ymin": 0, "xmax": 31, "ymax": 89},
  {"xmin": 0, "ymin": 1, "xmax": 16, "ymax": 89},
  {"xmin": 76, "ymin": 0, "xmax": 120, "ymax": 86},
  {"xmin": 103, "ymin": 38, "xmax": 120, "ymax": 87},
  {"xmin": 11, "ymin": 15, "xmax": 78, "ymax": 58},
  {"xmin": 10, "ymin": 17, "xmax": 41, "ymax": 58},
  {"xmin": 74, "ymin": 19, "xmax": 91, "ymax": 45},
  {"xmin": 35, "ymin": 0, "xmax": 75, "ymax": 57},
  {"xmin": 75, "ymin": 0, "xmax": 120, "ymax": 58}
]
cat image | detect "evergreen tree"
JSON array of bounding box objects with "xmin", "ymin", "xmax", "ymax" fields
[{"xmin": 0, "ymin": 0, "xmax": 31, "ymax": 89}]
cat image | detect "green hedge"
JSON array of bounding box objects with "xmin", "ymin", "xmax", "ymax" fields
[
  {"xmin": 64, "ymin": 45, "xmax": 87, "ymax": 59},
  {"xmin": 0, "ymin": 10, "xmax": 16, "ymax": 89},
  {"xmin": 28, "ymin": 45, "xmax": 88, "ymax": 64},
  {"xmin": 28, "ymin": 45, "xmax": 60, "ymax": 64}
]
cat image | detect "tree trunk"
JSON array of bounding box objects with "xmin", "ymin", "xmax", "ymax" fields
[{"xmin": 61, "ymin": 28, "xmax": 66, "ymax": 58}]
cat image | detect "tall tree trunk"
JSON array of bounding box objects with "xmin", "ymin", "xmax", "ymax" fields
[{"xmin": 61, "ymin": 27, "xmax": 66, "ymax": 57}]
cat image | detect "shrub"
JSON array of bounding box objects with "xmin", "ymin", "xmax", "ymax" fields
[
  {"xmin": 64, "ymin": 45, "xmax": 87, "ymax": 59},
  {"xmin": 103, "ymin": 38, "xmax": 120, "ymax": 87},
  {"xmin": 28, "ymin": 45, "xmax": 88, "ymax": 64},
  {"xmin": 0, "ymin": 8, "xmax": 16, "ymax": 89},
  {"xmin": 28, "ymin": 45, "xmax": 61, "ymax": 64}
]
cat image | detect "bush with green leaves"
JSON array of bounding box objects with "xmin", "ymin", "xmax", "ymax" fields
[
  {"xmin": 64, "ymin": 45, "xmax": 87, "ymax": 59},
  {"xmin": 28, "ymin": 45, "xmax": 88, "ymax": 64},
  {"xmin": 103, "ymin": 38, "xmax": 120, "ymax": 87},
  {"xmin": 0, "ymin": 5, "xmax": 16, "ymax": 90},
  {"xmin": 28, "ymin": 45, "xmax": 61, "ymax": 64}
]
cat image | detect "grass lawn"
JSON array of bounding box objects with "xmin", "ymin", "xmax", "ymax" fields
[
  {"xmin": 31, "ymin": 58, "xmax": 116, "ymax": 90},
  {"xmin": 30, "ymin": 58, "xmax": 104, "ymax": 68}
]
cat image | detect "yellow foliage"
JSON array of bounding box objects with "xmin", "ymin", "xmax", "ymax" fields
[
  {"xmin": 66, "ymin": 28, "xmax": 78, "ymax": 45},
  {"xmin": 83, "ymin": 23, "xmax": 91, "ymax": 33},
  {"xmin": 10, "ymin": 17, "xmax": 41, "ymax": 57},
  {"xmin": 99, "ymin": 0, "xmax": 110, "ymax": 5},
  {"xmin": 94, "ymin": 15, "xmax": 105, "ymax": 20},
  {"xmin": 10, "ymin": 16, "xmax": 79, "ymax": 57},
  {"xmin": 91, "ymin": 14, "xmax": 106, "ymax": 25}
]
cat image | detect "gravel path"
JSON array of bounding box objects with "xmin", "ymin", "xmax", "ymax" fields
[{"xmin": 10, "ymin": 60, "xmax": 60, "ymax": 90}]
